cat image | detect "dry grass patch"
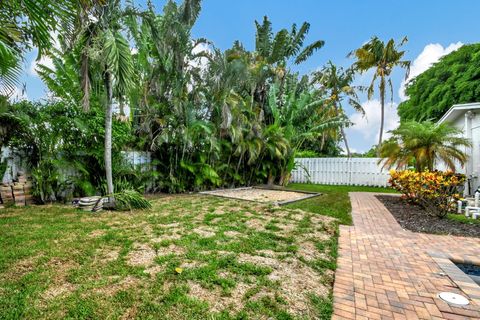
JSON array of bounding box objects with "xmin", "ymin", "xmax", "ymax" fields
[
  {"xmin": 224, "ymin": 230, "xmax": 242, "ymax": 237},
  {"xmin": 187, "ymin": 280, "xmax": 255, "ymax": 313},
  {"xmin": 192, "ymin": 226, "xmax": 216, "ymax": 237},
  {"xmin": 93, "ymin": 275, "xmax": 140, "ymax": 296},
  {"xmin": 126, "ymin": 242, "xmax": 157, "ymax": 267},
  {"xmin": 87, "ymin": 229, "xmax": 106, "ymax": 238},
  {"xmin": 0, "ymin": 192, "xmax": 339, "ymax": 319},
  {"xmin": 95, "ymin": 247, "xmax": 120, "ymax": 263},
  {"xmin": 269, "ymin": 260, "xmax": 329, "ymax": 316},
  {"xmin": 41, "ymin": 258, "xmax": 78, "ymax": 301}
]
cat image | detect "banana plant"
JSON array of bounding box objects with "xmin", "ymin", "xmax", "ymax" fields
[{"xmin": 266, "ymin": 84, "xmax": 349, "ymax": 185}]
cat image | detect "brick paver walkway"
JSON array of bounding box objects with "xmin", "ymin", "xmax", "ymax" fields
[{"xmin": 332, "ymin": 193, "xmax": 480, "ymax": 320}]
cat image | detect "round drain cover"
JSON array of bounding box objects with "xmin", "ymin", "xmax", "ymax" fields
[{"xmin": 438, "ymin": 292, "xmax": 469, "ymax": 305}]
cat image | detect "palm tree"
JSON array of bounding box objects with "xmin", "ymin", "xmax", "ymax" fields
[
  {"xmin": 0, "ymin": 96, "xmax": 23, "ymax": 150},
  {"xmin": 311, "ymin": 61, "xmax": 363, "ymax": 157},
  {"xmin": 250, "ymin": 16, "xmax": 325, "ymax": 121},
  {"xmin": 267, "ymin": 84, "xmax": 348, "ymax": 185},
  {"xmin": 0, "ymin": 0, "xmax": 82, "ymax": 95},
  {"xmin": 75, "ymin": 0, "xmax": 134, "ymax": 199},
  {"xmin": 350, "ymin": 36, "xmax": 410, "ymax": 152},
  {"xmin": 379, "ymin": 121, "xmax": 471, "ymax": 172}
]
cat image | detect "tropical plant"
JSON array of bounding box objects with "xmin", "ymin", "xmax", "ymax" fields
[
  {"xmin": 242, "ymin": 16, "xmax": 325, "ymax": 123},
  {"xmin": 0, "ymin": 96, "xmax": 22, "ymax": 150},
  {"xmin": 5, "ymin": 99, "xmax": 135, "ymax": 201},
  {"xmin": 311, "ymin": 61, "xmax": 363, "ymax": 156},
  {"xmin": 266, "ymin": 84, "xmax": 348, "ymax": 185},
  {"xmin": 0, "ymin": 0, "xmax": 80, "ymax": 95},
  {"xmin": 379, "ymin": 121, "xmax": 471, "ymax": 172},
  {"xmin": 3, "ymin": 0, "xmax": 349, "ymax": 195},
  {"xmin": 112, "ymin": 189, "xmax": 152, "ymax": 210},
  {"xmin": 350, "ymin": 36, "xmax": 410, "ymax": 152},
  {"xmin": 389, "ymin": 169, "xmax": 465, "ymax": 218},
  {"xmin": 74, "ymin": 0, "xmax": 135, "ymax": 199},
  {"xmin": 6, "ymin": 101, "xmax": 78, "ymax": 202},
  {"xmin": 126, "ymin": 4, "xmax": 334, "ymax": 190},
  {"xmin": 397, "ymin": 43, "xmax": 480, "ymax": 122}
]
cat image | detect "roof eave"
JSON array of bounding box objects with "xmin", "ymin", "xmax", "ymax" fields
[{"xmin": 437, "ymin": 102, "xmax": 480, "ymax": 124}]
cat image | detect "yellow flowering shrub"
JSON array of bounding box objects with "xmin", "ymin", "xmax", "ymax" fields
[{"xmin": 389, "ymin": 170, "xmax": 465, "ymax": 218}]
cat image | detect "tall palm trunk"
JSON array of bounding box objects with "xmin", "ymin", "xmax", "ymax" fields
[
  {"xmin": 377, "ymin": 81, "xmax": 385, "ymax": 155},
  {"xmin": 341, "ymin": 127, "xmax": 351, "ymax": 157},
  {"xmin": 104, "ymin": 71, "xmax": 114, "ymax": 199},
  {"xmin": 334, "ymin": 104, "xmax": 351, "ymax": 157}
]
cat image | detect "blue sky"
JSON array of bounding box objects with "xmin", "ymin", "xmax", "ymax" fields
[{"xmin": 18, "ymin": 0, "xmax": 480, "ymax": 152}]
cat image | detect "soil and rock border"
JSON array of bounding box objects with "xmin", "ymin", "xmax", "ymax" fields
[{"xmin": 376, "ymin": 195, "xmax": 480, "ymax": 238}]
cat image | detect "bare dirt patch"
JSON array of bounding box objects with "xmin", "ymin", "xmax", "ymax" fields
[
  {"xmin": 275, "ymin": 219, "xmax": 298, "ymax": 234},
  {"xmin": 255, "ymin": 249, "xmax": 278, "ymax": 258},
  {"xmin": 202, "ymin": 188, "xmax": 315, "ymax": 204},
  {"xmin": 159, "ymin": 222, "xmax": 181, "ymax": 228},
  {"xmin": 120, "ymin": 306, "xmax": 138, "ymax": 320},
  {"xmin": 156, "ymin": 243, "xmax": 185, "ymax": 256}
]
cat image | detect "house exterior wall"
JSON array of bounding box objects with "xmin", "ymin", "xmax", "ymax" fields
[
  {"xmin": 449, "ymin": 115, "xmax": 467, "ymax": 175},
  {"xmin": 471, "ymin": 115, "xmax": 480, "ymax": 192},
  {"xmin": 439, "ymin": 110, "xmax": 480, "ymax": 194}
]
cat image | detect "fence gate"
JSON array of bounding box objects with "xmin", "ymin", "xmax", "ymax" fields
[{"xmin": 290, "ymin": 158, "xmax": 390, "ymax": 187}]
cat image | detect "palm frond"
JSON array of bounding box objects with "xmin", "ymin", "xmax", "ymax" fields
[{"xmin": 294, "ymin": 40, "xmax": 324, "ymax": 64}]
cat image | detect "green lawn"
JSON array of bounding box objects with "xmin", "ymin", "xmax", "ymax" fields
[
  {"xmin": 0, "ymin": 184, "xmax": 394, "ymax": 319},
  {"xmin": 448, "ymin": 213, "xmax": 480, "ymax": 225},
  {"xmin": 0, "ymin": 193, "xmax": 341, "ymax": 320},
  {"xmin": 286, "ymin": 184, "xmax": 397, "ymax": 225}
]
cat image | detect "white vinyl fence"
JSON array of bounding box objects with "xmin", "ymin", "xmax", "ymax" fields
[
  {"xmin": 290, "ymin": 158, "xmax": 390, "ymax": 187},
  {"xmin": 1, "ymin": 148, "xmax": 154, "ymax": 184},
  {"xmin": 121, "ymin": 151, "xmax": 153, "ymax": 171}
]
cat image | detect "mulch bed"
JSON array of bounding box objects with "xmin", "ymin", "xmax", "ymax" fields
[{"xmin": 376, "ymin": 195, "xmax": 480, "ymax": 238}]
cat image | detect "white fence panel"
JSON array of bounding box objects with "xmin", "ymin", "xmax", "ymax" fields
[
  {"xmin": 290, "ymin": 157, "xmax": 390, "ymax": 187},
  {"xmin": 121, "ymin": 151, "xmax": 153, "ymax": 171}
]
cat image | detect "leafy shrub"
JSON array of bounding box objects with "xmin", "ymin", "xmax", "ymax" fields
[
  {"xmin": 295, "ymin": 150, "xmax": 320, "ymax": 158},
  {"xmin": 113, "ymin": 189, "xmax": 152, "ymax": 211},
  {"xmin": 389, "ymin": 170, "xmax": 465, "ymax": 218}
]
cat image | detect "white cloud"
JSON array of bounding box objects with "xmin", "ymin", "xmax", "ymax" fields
[
  {"xmin": 28, "ymin": 32, "xmax": 61, "ymax": 77},
  {"xmin": 29, "ymin": 55, "xmax": 54, "ymax": 76},
  {"xmin": 9, "ymin": 86, "xmax": 29, "ymax": 102},
  {"xmin": 398, "ymin": 42, "xmax": 463, "ymax": 101},
  {"xmin": 186, "ymin": 41, "xmax": 212, "ymax": 92},
  {"xmin": 189, "ymin": 42, "xmax": 212, "ymax": 70},
  {"xmin": 346, "ymin": 99, "xmax": 399, "ymax": 147}
]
